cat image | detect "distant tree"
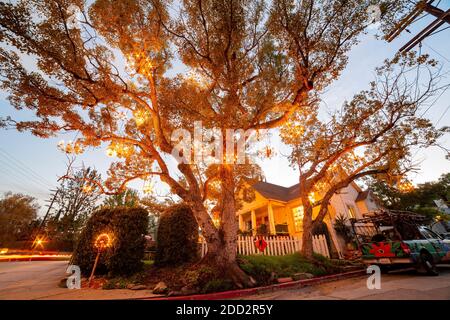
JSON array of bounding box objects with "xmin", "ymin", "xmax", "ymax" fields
[
  {"xmin": 371, "ymin": 172, "xmax": 450, "ymax": 217},
  {"xmin": 102, "ymin": 188, "xmax": 140, "ymax": 208},
  {"xmin": 48, "ymin": 167, "xmax": 102, "ymax": 246},
  {"xmin": 0, "ymin": 192, "xmax": 39, "ymax": 245}
]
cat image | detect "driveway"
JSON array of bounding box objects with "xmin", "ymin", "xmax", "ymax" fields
[
  {"xmin": 241, "ymin": 265, "xmax": 450, "ymax": 300},
  {"xmin": 0, "ymin": 261, "xmax": 158, "ymax": 300}
]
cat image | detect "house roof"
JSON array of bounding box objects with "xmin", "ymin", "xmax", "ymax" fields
[
  {"xmin": 252, "ymin": 181, "xmax": 300, "ymax": 202},
  {"xmin": 355, "ymin": 189, "xmax": 370, "ymax": 202},
  {"xmin": 253, "ymin": 181, "xmax": 369, "ymax": 203}
]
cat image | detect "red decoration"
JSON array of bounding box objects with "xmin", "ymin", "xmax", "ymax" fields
[
  {"xmin": 254, "ymin": 238, "xmax": 267, "ymax": 252},
  {"xmin": 369, "ymin": 242, "xmax": 395, "ymax": 257}
]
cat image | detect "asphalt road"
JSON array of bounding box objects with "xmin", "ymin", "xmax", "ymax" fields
[
  {"xmin": 1, "ymin": 261, "xmax": 449, "ymax": 300},
  {"xmin": 241, "ymin": 265, "xmax": 450, "ymax": 300},
  {"xmin": 0, "ymin": 261, "xmax": 158, "ymax": 300}
]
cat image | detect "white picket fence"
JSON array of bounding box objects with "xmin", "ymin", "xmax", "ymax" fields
[{"xmin": 200, "ymin": 234, "xmax": 330, "ymax": 258}]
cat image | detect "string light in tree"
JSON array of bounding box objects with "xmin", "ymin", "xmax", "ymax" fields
[
  {"xmin": 105, "ymin": 142, "xmax": 134, "ymax": 158},
  {"xmin": 106, "ymin": 144, "xmax": 118, "ymax": 157},
  {"xmin": 397, "ymin": 179, "xmax": 414, "ymax": 193},
  {"xmin": 126, "ymin": 51, "xmax": 155, "ymax": 77},
  {"xmin": 308, "ymin": 192, "xmax": 316, "ymax": 204},
  {"xmin": 133, "ymin": 109, "xmax": 149, "ymax": 126},
  {"xmin": 57, "ymin": 140, "xmax": 84, "ymax": 154},
  {"xmin": 82, "ymin": 184, "xmax": 94, "ymax": 194},
  {"xmin": 143, "ymin": 179, "xmax": 154, "ymax": 194}
]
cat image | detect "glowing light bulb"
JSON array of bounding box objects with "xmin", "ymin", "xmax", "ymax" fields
[
  {"xmin": 308, "ymin": 192, "xmax": 315, "ymax": 203},
  {"xmin": 133, "ymin": 110, "xmax": 147, "ymax": 126},
  {"xmin": 82, "ymin": 185, "xmax": 93, "ymax": 193},
  {"xmin": 143, "ymin": 180, "xmax": 154, "ymax": 194},
  {"xmin": 106, "ymin": 145, "xmax": 117, "ymax": 157}
]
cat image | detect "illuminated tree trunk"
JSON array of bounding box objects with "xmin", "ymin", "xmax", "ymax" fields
[
  {"xmin": 300, "ymin": 196, "xmax": 314, "ymax": 259},
  {"xmin": 191, "ymin": 165, "xmax": 254, "ymax": 287},
  {"xmin": 299, "ymin": 172, "xmax": 314, "ymax": 259}
]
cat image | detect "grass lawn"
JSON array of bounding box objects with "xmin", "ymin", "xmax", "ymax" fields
[{"xmin": 238, "ymin": 253, "xmax": 351, "ymax": 285}]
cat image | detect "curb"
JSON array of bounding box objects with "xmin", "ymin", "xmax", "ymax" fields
[{"xmin": 139, "ymin": 269, "xmax": 366, "ymax": 300}]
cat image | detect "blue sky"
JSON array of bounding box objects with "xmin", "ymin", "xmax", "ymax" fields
[{"xmin": 1, "ymin": 9, "xmax": 449, "ymax": 215}]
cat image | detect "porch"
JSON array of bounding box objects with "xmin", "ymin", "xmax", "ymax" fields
[{"xmin": 238, "ymin": 200, "xmax": 292, "ymax": 236}]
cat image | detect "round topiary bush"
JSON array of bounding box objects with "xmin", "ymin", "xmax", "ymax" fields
[
  {"xmin": 72, "ymin": 207, "xmax": 148, "ymax": 276},
  {"xmin": 155, "ymin": 204, "xmax": 199, "ymax": 266}
]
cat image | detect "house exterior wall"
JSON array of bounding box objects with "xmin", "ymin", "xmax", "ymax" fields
[
  {"xmin": 329, "ymin": 184, "xmax": 363, "ymax": 221},
  {"xmin": 356, "ymin": 192, "xmax": 381, "ymax": 216}
]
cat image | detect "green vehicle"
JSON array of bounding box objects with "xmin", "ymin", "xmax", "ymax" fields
[{"xmin": 352, "ymin": 211, "xmax": 450, "ymax": 276}]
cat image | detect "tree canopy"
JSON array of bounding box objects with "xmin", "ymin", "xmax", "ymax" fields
[{"xmin": 0, "ymin": 192, "xmax": 39, "ymax": 245}]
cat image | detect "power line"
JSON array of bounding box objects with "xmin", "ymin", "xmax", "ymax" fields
[
  {"xmin": 0, "ymin": 147, "xmax": 55, "ymax": 186},
  {"xmin": 422, "ymin": 41, "xmax": 450, "ymax": 63},
  {"xmin": 429, "ymin": 24, "xmax": 450, "ymax": 36},
  {"xmin": 420, "ymin": 83, "xmax": 450, "ymax": 117},
  {"xmin": 0, "ymin": 172, "xmax": 50, "ymax": 198},
  {"xmin": 0, "ymin": 157, "xmax": 52, "ymax": 191},
  {"xmin": 435, "ymin": 103, "xmax": 450, "ymax": 125}
]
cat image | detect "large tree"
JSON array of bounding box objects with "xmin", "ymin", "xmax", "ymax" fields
[
  {"xmin": 281, "ymin": 54, "xmax": 448, "ymax": 257},
  {"xmin": 0, "ymin": 0, "xmax": 409, "ymax": 284},
  {"xmin": 0, "ymin": 192, "xmax": 39, "ymax": 245}
]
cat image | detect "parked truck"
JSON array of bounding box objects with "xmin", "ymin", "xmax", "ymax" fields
[{"xmin": 351, "ymin": 210, "xmax": 450, "ymax": 276}]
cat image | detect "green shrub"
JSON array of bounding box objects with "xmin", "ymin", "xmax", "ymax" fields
[
  {"xmin": 72, "ymin": 207, "xmax": 148, "ymax": 276},
  {"xmin": 155, "ymin": 204, "xmax": 199, "ymax": 266}
]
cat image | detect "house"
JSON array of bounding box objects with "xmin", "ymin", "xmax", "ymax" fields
[{"xmin": 237, "ymin": 181, "xmax": 381, "ymax": 257}]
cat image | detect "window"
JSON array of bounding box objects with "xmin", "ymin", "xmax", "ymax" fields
[
  {"xmin": 292, "ymin": 206, "xmax": 304, "ymax": 232},
  {"xmin": 347, "ymin": 205, "xmax": 356, "ymax": 219}
]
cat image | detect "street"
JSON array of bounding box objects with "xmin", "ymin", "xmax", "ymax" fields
[
  {"xmin": 0, "ymin": 261, "xmax": 158, "ymax": 300},
  {"xmin": 0, "ymin": 261, "xmax": 449, "ymax": 300},
  {"xmin": 241, "ymin": 265, "xmax": 450, "ymax": 300}
]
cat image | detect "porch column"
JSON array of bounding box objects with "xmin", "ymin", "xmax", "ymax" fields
[
  {"xmin": 251, "ymin": 210, "xmax": 257, "ymax": 236},
  {"xmin": 267, "ymin": 201, "xmax": 276, "ymax": 235},
  {"xmin": 238, "ymin": 213, "xmax": 244, "ymax": 231}
]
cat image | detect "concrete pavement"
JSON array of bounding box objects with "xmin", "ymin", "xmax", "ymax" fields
[
  {"xmin": 240, "ymin": 265, "xmax": 450, "ymax": 300},
  {"xmin": 0, "ymin": 261, "xmax": 159, "ymax": 300}
]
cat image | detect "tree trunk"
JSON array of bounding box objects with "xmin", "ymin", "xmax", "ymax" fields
[
  {"xmin": 301, "ymin": 199, "xmax": 314, "ymax": 259},
  {"xmin": 299, "ymin": 176, "xmax": 314, "ymax": 259},
  {"xmin": 189, "ymin": 165, "xmax": 255, "ymax": 288}
]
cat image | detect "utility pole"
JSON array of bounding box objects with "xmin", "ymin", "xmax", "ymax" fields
[
  {"xmin": 385, "ymin": 0, "xmax": 450, "ymax": 53},
  {"xmin": 29, "ymin": 188, "xmax": 59, "ymax": 251}
]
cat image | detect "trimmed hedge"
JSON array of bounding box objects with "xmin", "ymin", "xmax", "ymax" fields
[
  {"xmin": 155, "ymin": 204, "xmax": 199, "ymax": 266},
  {"xmin": 72, "ymin": 207, "xmax": 148, "ymax": 276}
]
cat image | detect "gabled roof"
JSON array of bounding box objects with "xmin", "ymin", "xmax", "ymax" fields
[
  {"xmin": 252, "ymin": 181, "xmax": 300, "ymax": 202},
  {"xmin": 253, "ymin": 181, "xmax": 367, "ymax": 203}
]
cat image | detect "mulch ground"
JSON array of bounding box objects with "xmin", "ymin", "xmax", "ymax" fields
[{"xmin": 141, "ymin": 264, "xmax": 195, "ymax": 291}]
